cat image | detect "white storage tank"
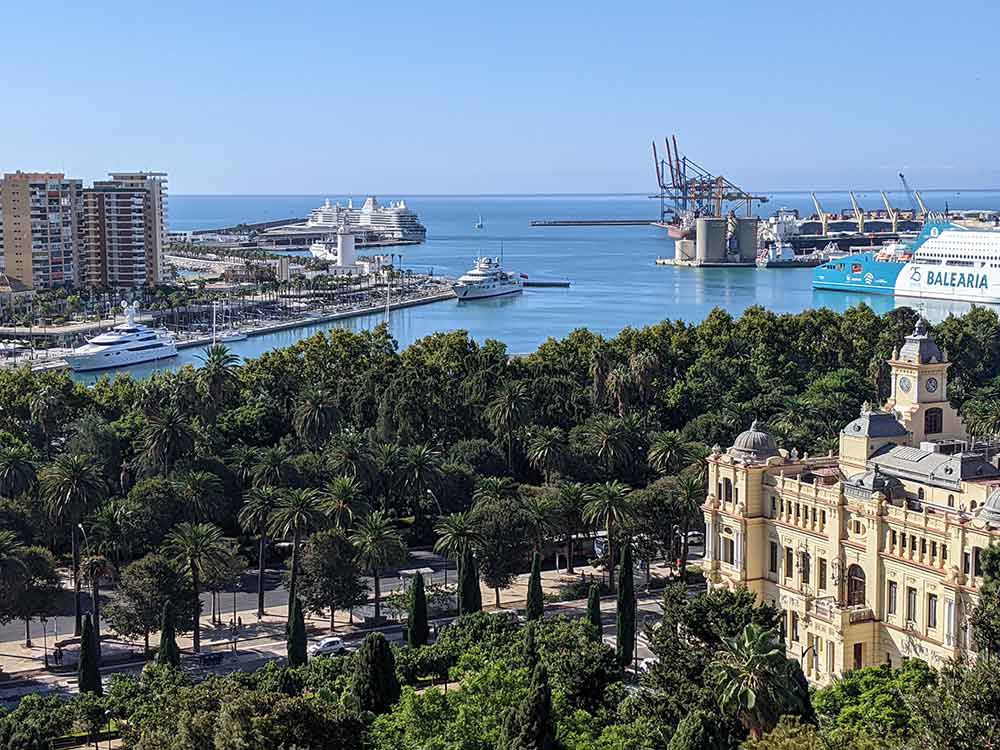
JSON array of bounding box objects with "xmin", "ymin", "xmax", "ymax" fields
[{"xmin": 696, "ymin": 218, "xmax": 727, "ymax": 262}]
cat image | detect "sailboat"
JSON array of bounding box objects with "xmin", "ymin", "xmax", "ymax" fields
[{"xmin": 474, "ymin": 214, "xmax": 483, "ymax": 230}]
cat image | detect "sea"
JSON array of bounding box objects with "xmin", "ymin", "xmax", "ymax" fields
[{"xmin": 72, "ymin": 190, "xmax": 1000, "ymax": 384}]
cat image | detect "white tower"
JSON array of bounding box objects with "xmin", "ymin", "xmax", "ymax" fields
[{"xmin": 336, "ymin": 223, "xmax": 356, "ymax": 267}]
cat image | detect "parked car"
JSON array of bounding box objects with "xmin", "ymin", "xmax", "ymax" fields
[{"xmin": 309, "ymin": 636, "xmax": 348, "ymax": 657}]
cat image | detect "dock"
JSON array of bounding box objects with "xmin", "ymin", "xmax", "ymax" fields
[
  {"xmin": 530, "ymin": 219, "xmax": 654, "ymax": 227},
  {"xmin": 523, "ymin": 279, "xmax": 570, "ymax": 288}
]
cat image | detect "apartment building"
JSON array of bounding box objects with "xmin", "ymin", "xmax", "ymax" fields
[
  {"xmin": 702, "ymin": 320, "xmax": 1000, "ymax": 683},
  {"xmin": 0, "ymin": 172, "xmax": 83, "ymax": 289},
  {"xmin": 82, "ymin": 186, "xmax": 149, "ymax": 288},
  {"xmin": 105, "ymin": 172, "xmax": 167, "ymax": 285}
]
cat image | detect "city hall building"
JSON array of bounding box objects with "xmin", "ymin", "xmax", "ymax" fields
[{"xmin": 702, "ymin": 320, "xmax": 1000, "ymax": 683}]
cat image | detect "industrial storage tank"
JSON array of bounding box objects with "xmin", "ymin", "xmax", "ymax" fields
[
  {"xmin": 695, "ymin": 218, "xmax": 727, "ymax": 263},
  {"xmin": 736, "ymin": 218, "xmax": 759, "ymax": 262},
  {"xmin": 675, "ymin": 239, "xmax": 696, "ymax": 262}
]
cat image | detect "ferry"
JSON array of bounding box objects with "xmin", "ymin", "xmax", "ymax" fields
[{"xmin": 812, "ymin": 219, "xmax": 1000, "ymax": 303}]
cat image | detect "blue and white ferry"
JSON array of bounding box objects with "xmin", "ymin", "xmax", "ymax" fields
[{"xmin": 813, "ymin": 220, "xmax": 1000, "ymax": 303}]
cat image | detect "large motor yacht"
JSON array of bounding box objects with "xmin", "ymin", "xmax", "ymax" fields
[
  {"xmin": 452, "ymin": 257, "xmax": 524, "ymax": 300},
  {"xmin": 64, "ymin": 302, "xmax": 178, "ymax": 372}
]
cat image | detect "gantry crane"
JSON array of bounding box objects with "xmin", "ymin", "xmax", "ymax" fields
[
  {"xmin": 652, "ymin": 135, "xmax": 768, "ymax": 221},
  {"xmin": 849, "ymin": 192, "xmax": 865, "ymax": 234},
  {"xmin": 880, "ymin": 191, "xmax": 899, "ymax": 233}
]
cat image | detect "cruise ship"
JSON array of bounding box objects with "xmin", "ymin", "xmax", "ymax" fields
[
  {"xmin": 260, "ymin": 197, "xmax": 426, "ymax": 248},
  {"xmin": 453, "ymin": 257, "xmax": 524, "ymax": 300},
  {"xmin": 813, "ymin": 220, "xmax": 1000, "ymax": 304},
  {"xmin": 64, "ymin": 303, "xmax": 177, "ymax": 372}
]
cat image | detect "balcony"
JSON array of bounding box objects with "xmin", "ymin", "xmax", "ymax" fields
[{"xmin": 807, "ymin": 597, "xmax": 874, "ymax": 627}]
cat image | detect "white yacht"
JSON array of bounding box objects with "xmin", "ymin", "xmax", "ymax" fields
[
  {"xmin": 452, "ymin": 257, "xmax": 524, "ymax": 300},
  {"xmin": 64, "ymin": 303, "xmax": 177, "ymax": 372}
]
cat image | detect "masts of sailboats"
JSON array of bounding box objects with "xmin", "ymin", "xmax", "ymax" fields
[
  {"xmin": 384, "ymin": 254, "xmax": 392, "ymax": 323},
  {"xmin": 212, "ymin": 301, "xmax": 219, "ymax": 344}
]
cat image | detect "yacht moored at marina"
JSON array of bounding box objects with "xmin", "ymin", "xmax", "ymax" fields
[
  {"xmin": 813, "ymin": 220, "xmax": 1000, "ymax": 303},
  {"xmin": 64, "ymin": 303, "xmax": 177, "ymax": 372},
  {"xmin": 452, "ymin": 257, "xmax": 524, "ymax": 300}
]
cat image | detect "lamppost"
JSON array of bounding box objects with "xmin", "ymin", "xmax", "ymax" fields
[
  {"xmin": 41, "ymin": 617, "xmax": 49, "ymax": 669},
  {"xmin": 232, "ymin": 581, "xmax": 243, "ymax": 654}
]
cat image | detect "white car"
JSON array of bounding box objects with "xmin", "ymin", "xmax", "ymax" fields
[{"xmin": 309, "ymin": 636, "xmax": 348, "ymax": 657}]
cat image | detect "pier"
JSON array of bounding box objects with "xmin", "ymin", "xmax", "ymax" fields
[{"xmin": 530, "ymin": 219, "xmax": 654, "ymax": 227}]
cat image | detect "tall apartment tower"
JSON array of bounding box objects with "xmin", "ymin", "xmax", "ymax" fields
[
  {"xmin": 0, "ymin": 172, "xmax": 83, "ymax": 289},
  {"xmin": 82, "ymin": 185, "xmax": 150, "ymax": 288},
  {"xmin": 101, "ymin": 172, "xmax": 168, "ymax": 286}
]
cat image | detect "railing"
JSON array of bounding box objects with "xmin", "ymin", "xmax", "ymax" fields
[{"xmin": 848, "ymin": 606, "xmax": 874, "ymax": 624}]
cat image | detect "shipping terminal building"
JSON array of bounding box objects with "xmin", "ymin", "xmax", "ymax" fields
[{"xmin": 701, "ymin": 320, "xmax": 999, "ymax": 683}]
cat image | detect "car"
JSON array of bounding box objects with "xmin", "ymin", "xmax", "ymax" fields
[
  {"xmin": 686, "ymin": 531, "xmax": 705, "ymax": 546},
  {"xmin": 309, "ymin": 636, "xmax": 348, "ymax": 657}
]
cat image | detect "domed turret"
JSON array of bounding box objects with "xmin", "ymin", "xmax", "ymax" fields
[
  {"xmin": 982, "ymin": 488, "xmax": 1000, "ymax": 526},
  {"xmin": 898, "ymin": 319, "xmax": 944, "ymax": 365},
  {"xmin": 729, "ymin": 420, "xmax": 779, "ymax": 463}
]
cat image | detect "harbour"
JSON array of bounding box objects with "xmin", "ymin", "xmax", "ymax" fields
[{"xmin": 48, "ymin": 190, "xmax": 999, "ymax": 383}]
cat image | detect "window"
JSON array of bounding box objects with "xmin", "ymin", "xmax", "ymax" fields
[
  {"xmin": 819, "ymin": 558, "xmax": 827, "ymax": 590},
  {"xmin": 925, "ymin": 408, "xmax": 943, "ymax": 435},
  {"xmin": 964, "ymin": 551, "xmax": 972, "ymax": 576},
  {"xmin": 942, "ymin": 544, "xmax": 948, "ymax": 561},
  {"xmin": 770, "ymin": 496, "xmax": 777, "ymax": 517},
  {"xmin": 791, "ymin": 612, "xmax": 800, "ymax": 642},
  {"xmin": 723, "ymin": 478, "xmax": 733, "ymax": 503},
  {"xmin": 948, "ymin": 494, "xmax": 955, "ymax": 508},
  {"xmin": 821, "ymin": 510, "xmax": 827, "ymax": 525},
  {"xmin": 910, "ymin": 535, "xmax": 918, "ymax": 553},
  {"xmin": 891, "ymin": 529, "xmax": 898, "ymax": 547},
  {"xmin": 918, "ymin": 488, "xmax": 925, "ymax": 501},
  {"xmin": 847, "ymin": 565, "xmax": 866, "ymax": 606},
  {"xmin": 888, "ymin": 581, "xmax": 898, "ymax": 615},
  {"xmin": 795, "ymin": 503, "xmax": 801, "ymax": 522},
  {"xmin": 921, "ymin": 538, "xmax": 927, "ymax": 556},
  {"xmin": 769, "ymin": 542, "xmax": 779, "ymax": 574},
  {"xmin": 785, "ymin": 547, "xmax": 793, "ymax": 578},
  {"xmin": 811, "ymin": 507, "xmax": 817, "ymax": 525},
  {"xmin": 722, "ymin": 538, "xmax": 735, "ymax": 565},
  {"xmin": 853, "ymin": 643, "xmax": 863, "ymax": 670},
  {"xmin": 928, "ymin": 594, "xmax": 938, "ymax": 629},
  {"xmin": 906, "ymin": 587, "xmax": 917, "ymax": 624},
  {"xmin": 801, "ymin": 552, "xmax": 811, "ymax": 586},
  {"xmin": 974, "ymin": 547, "xmax": 983, "ymax": 578}
]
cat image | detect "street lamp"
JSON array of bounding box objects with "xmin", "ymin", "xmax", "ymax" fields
[
  {"xmin": 232, "ymin": 581, "xmax": 243, "ymax": 654},
  {"xmin": 40, "ymin": 617, "xmax": 49, "ymax": 669}
]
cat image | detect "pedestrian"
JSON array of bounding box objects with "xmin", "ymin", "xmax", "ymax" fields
[{"xmin": 237, "ymin": 616, "xmax": 243, "ymax": 631}]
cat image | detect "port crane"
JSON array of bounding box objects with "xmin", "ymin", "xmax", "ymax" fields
[
  {"xmin": 652, "ymin": 135, "xmax": 768, "ymax": 223},
  {"xmin": 849, "ymin": 192, "xmax": 865, "ymax": 234},
  {"xmin": 880, "ymin": 191, "xmax": 899, "ymax": 233},
  {"xmin": 898, "ymin": 173, "xmax": 928, "ymax": 219},
  {"xmin": 810, "ymin": 193, "xmax": 830, "ymax": 236}
]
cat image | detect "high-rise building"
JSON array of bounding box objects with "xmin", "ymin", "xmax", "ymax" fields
[
  {"xmin": 104, "ymin": 172, "xmax": 168, "ymax": 285},
  {"xmin": 0, "ymin": 172, "xmax": 82, "ymax": 289},
  {"xmin": 82, "ymin": 185, "xmax": 149, "ymax": 288},
  {"xmin": 701, "ymin": 321, "xmax": 999, "ymax": 683}
]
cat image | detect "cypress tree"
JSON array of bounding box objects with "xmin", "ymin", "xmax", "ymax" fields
[
  {"xmin": 351, "ymin": 632, "xmax": 401, "ymax": 714},
  {"xmin": 521, "ymin": 620, "xmax": 539, "ymax": 669},
  {"xmin": 586, "ymin": 584, "xmax": 603, "ymax": 641},
  {"xmin": 78, "ymin": 613, "xmax": 102, "ymax": 696},
  {"xmin": 156, "ymin": 602, "xmax": 181, "ymax": 668},
  {"xmin": 506, "ymin": 663, "xmax": 556, "ymax": 750},
  {"xmin": 407, "ymin": 573, "xmax": 429, "ymax": 647},
  {"xmin": 525, "ymin": 551, "xmax": 544, "ymax": 622},
  {"xmin": 287, "ymin": 596, "xmax": 307, "ymax": 667},
  {"xmin": 616, "ymin": 543, "xmax": 636, "ymax": 669},
  {"xmin": 458, "ymin": 548, "xmax": 482, "ymax": 615}
]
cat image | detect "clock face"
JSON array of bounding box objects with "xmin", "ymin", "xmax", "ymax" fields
[
  {"xmin": 926, "ymin": 377, "xmax": 939, "ymax": 393},
  {"xmin": 899, "ymin": 376, "xmax": 912, "ymax": 394}
]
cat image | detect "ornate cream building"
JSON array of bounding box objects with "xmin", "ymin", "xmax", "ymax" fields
[{"xmin": 702, "ymin": 320, "xmax": 1000, "ymax": 683}]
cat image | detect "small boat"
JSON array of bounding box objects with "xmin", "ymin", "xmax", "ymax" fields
[
  {"xmin": 219, "ymin": 329, "xmax": 249, "ymax": 342},
  {"xmin": 474, "ymin": 214, "xmax": 484, "ymax": 230}
]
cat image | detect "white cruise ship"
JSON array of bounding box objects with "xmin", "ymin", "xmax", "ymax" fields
[
  {"xmin": 64, "ymin": 303, "xmax": 177, "ymax": 372},
  {"xmin": 453, "ymin": 257, "xmax": 524, "ymax": 300},
  {"xmin": 261, "ymin": 196, "xmax": 426, "ymax": 247}
]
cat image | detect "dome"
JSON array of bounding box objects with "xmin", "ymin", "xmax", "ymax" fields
[
  {"xmin": 898, "ymin": 319, "xmax": 944, "ymax": 365},
  {"xmin": 982, "ymin": 488, "xmax": 1000, "ymax": 525},
  {"xmin": 844, "ymin": 467, "xmax": 904, "ymax": 503},
  {"xmin": 730, "ymin": 420, "xmax": 779, "ymax": 462}
]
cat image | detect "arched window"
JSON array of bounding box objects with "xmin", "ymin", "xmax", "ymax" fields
[
  {"xmin": 847, "ymin": 564, "xmax": 866, "ymax": 606},
  {"xmin": 948, "ymin": 494, "xmax": 955, "ymax": 507},
  {"xmin": 723, "ymin": 478, "xmax": 733, "ymax": 503},
  {"xmin": 925, "ymin": 408, "xmax": 943, "ymax": 435}
]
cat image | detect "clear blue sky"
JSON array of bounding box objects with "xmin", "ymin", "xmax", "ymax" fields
[{"xmin": 4, "ymin": 0, "xmax": 998, "ymax": 194}]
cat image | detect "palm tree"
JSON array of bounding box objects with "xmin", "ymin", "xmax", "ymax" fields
[
  {"xmin": 583, "ymin": 416, "xmax": 634, "ymax": 479},
  {"xmin": 253, "ymin": 445, "xmax": 294, "ymax": 488},
  {"xmin": 351, "ymin": 511, "xmax": 406, "ymax": 623},
  {"xmin": 293, "ymin": 386, "xmax": 340, "ymax": 448},
  {"xmin": 172, "ymin": 470, "xmax": 225, "ymax": 522},
  {"xmin": 40, "ymin": 454, "xmax": 107, "ymax": 636},
  {"xmin": 402, "ymin": 443, "xmax": 442, "ymax": 500},
  {"xmin": 711, "ymin": 624, "xmax": 791, "ymax": 739},
  {"xmin": 433, "ymin": 511, "xmax": 482, "ymax": 586},
  {"xmin": 30, "ymin": 385, "xmax": 64, "ymax": 456},
  {"xmin": 370, "ymin": 441, "xmax": 401, "ymax": 510},
  {"xmin": 473, "ymin": 476, "xmax": 519, "ymax": 507},
  {"xmin": 526, "ymin": 426, "xmax": 566, "ymax": 485},
  {"xmin": 0, "ymin": 446, "xmax": 36, "ymax": 498},
  {"xmin": 485, "ymin": 381, "xmax": 532, "ymax": 472},
  {"xmin": 647, "ymin": 431, "xmax": 689, "ymax": 476},
  {"xmin": 327, "ymin": 429, "xmax": 371, "ymax": 485},
  {"xmin": 629, "ymin": 350, "xmax": 659, "ymax": 407},
  {"xmin": 322, "ymin": 475, "xmax": 368, "ymax": 528},
  {"xmin": 238, "ymin": 486, "xmax": 281, "ymax": 619},
  {"xmin": 0, "ymin": 530, "xmax": 26, "ymax": 608},
  {"xmin": 582, "ymin": 480, "xmax": 633, "ymax": 591},
  {"xmin": 227, "ymin": 444, "xmax": 258, "ymax": 489},
  {"xmin": 555, "ymin": 483, "xmax": 587, "ymax": 574},
  {"xmin": 80, "ymin": 554, "xmax": 115, "ymax": 646},
  {"xmin": 165, "ymin": 522, "xmax": 228, "ymax": 653},
  {"xmin": 519, "ymin": 493, "xmax": 557, "ymax": 554},
  {"xmin": 268, "ymin": 488, "xmax": 325, "ymax": 602},
  {"xmin": 142, "ymin": 406, "xmax": 195, "ymax": 473},
  {"xmin": 672, "ymin": 470, "xmax": 706, "ymax": 581},
  {"xmin": 197, "ymin": 343, "xmax": 239, "ymax": 399},
  {"xmin": 89, "ymin": 498, "xmax": 139, "ymax": 566},
  {"xmin": 605, "ymin": 365, "xmax": 632, "ymax": 416},
  {"xmin": 589, "ymin": 344, "xmax": 611, "ymax": 409}
]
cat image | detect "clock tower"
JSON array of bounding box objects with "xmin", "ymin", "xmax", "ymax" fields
[{"xmin": 884, "ymin": 319, "xmax": 964, "ymax": 444}]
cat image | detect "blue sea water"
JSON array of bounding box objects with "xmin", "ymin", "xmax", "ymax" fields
[{"xmin": 72, "ymin": 190, "xmax": 1000, "ymax": 383}]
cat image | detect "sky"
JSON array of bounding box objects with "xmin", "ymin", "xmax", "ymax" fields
[{"xmin": 2, "ymin": 0, "xmax": 998, "ymax": 194}]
